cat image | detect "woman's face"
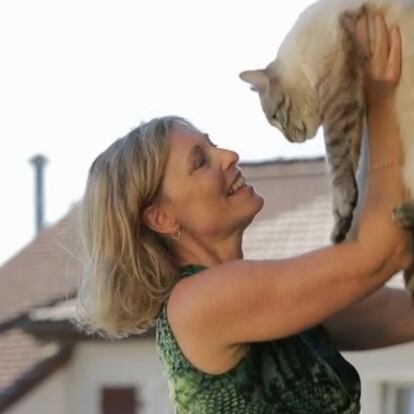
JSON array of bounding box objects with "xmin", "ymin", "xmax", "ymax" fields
[{"xmin": 160, "ymin": 122, "xmax": 264, "ymax": 240}]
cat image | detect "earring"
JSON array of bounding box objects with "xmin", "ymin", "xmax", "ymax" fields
[{"xmin": 171, "ymin": 226, "xmax": 182, "ymax": 241}]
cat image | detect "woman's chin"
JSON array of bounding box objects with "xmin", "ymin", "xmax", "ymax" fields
[
  {"xmin": 254, "ymin": 193, "xmax": 265, "ymax": 212},
  {"xmin": 243, "ymin": 194, "xmax": 265, "ymax": 227}
]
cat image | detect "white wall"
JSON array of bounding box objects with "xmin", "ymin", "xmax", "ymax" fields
[
  {"xmin": 66, "ymin": 338, "xmax": 172, "ymax": 414},
  {"xmin": 6, "ymin": 368, "xmax": 68, "ymax": 414},
  {"xmin": 344, "ymin": 341, "xmax": 414, "ymax": 414}
]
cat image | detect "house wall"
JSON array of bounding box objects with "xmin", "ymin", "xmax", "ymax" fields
[
  {"xmin": 5, "ymin": 338, "xmax": 171, "ymax": 414},
  {"xmin": 65, "ymin": 337, "xmax": 414, "ymax": 414},
  {"xmin": 4, "ymin": 335, "xmax": 414, "ymax": 414},
  {"xmin": 6, "ymin": 368, "xmax": 68, "ymax": 414},
  {"xmin": 344, "ymin": 341, "xmax": 414, "ymax": 414},
  {"xmin": 66, "ymin": 338, "xmax": 172, "ymax": 414}
]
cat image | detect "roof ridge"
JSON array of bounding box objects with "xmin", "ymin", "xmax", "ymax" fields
[{"xmin": 240, "ymin": 156, "xmax": 325, "ymax": 166}]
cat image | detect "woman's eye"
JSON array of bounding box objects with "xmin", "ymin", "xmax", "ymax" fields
[{"xmin": 195, "ymin": 153, "xmax": 207, "ymax": 169}]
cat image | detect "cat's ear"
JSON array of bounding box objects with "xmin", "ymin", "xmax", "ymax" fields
[{"xmin": 239, "ymin": 70, "xmax": 270, "ymax": 93}]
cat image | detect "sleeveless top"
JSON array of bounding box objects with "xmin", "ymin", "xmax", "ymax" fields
[{"xmin": 156, "ymin": 264, "xmax": 361, "ymax": 413}]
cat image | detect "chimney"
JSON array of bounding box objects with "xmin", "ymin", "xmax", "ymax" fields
[{"xmin": 29, "ymin": 154, "xmax": 48, "ymax": 235}]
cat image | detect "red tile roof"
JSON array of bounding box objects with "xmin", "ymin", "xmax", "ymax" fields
[
  {"xmin": 0, "ymin": 329, "xmax": 44, "ymax": 391},
  {"xmin": 0, "ymin": 206, "xmax": 81, "ymax": 411},
  {"xmin": 241, "ymin": 157, "xmax": 333, "ymax": 258},
  {"xmin": 0, "ymin": 207, "xmax": 83, "ymax": 328},
  {"xmin": 0, "ymin": 328, "xmax": 71, "ymax": 411}
]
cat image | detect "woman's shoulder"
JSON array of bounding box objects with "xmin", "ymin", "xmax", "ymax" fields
[
  {"xmin": 166, "ymin": 262, "xmax": 227, "ymax": 329},
  {"xmin": 160, "ymin": 263, "xmax": 250, "ymax": 376}
]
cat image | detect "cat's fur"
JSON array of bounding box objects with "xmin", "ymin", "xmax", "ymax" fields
[{"xmin": 240, "ymin": 0, "xmax": 414, "ymax": 291}]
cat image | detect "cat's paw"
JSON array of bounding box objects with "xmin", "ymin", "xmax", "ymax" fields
[
  {"xmin": 330, "ymin": 180, "xmax": 358, "ymax": 243},
  {"xmin": 392, "ymin": 201, "xmax": 414, "ymax": 229},
  {"xmin": 404, "ymin": 264, "xmax": 414, "ymax": 301},
  {"xmin": 332, "ymin": 179, "xmax": 358, "ymax": 216},
  {"xmin": 331, "ymin": 214, "xmax": 354, "ymax": 243}
]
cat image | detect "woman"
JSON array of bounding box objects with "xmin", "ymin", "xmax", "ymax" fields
[{"xmin": 79, "ymin": 13, "xmax": 413, "ymax": 414}]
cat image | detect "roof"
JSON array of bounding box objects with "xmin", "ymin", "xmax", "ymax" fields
[
  {"xmin": 0, "ymin": 207, "xmax": 83, "ymax": 330},
  {"xmin": 242, "ymin": 157, "xmax": 333, "ymax": 258},
  {"xmin": 0, "ymin": 207, "xmax": 82, "ymax": 412},
  {"xmin": 0, "ymin": 329, "xmax": 71, "ymax": 412}
]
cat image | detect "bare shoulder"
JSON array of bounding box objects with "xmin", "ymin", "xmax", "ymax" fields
[{"xmin": 166, "ymin": 263, "xmax": 249, "ymax": 375}]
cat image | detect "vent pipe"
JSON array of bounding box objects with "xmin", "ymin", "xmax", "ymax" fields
[{"xmin": 29, "ymin": 154, "xmax": 48, "ymax": 235}]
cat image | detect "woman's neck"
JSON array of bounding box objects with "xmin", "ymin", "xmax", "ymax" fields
[{"xmin": 173, "ymin": 231, "xmax": 244, "ymax": 268}]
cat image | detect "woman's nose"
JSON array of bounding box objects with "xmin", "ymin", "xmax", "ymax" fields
[{"xmin": 220, "ymin": 148, "xmax": 239, "ymax": 170}]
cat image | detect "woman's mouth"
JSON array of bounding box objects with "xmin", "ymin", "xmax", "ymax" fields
[{"xmin": 227, "ymin": 175, "xmax": 246, "ymax": 196}]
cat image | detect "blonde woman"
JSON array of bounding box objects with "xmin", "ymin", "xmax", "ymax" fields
[{"xmin": 79, "ymin": 14, "xmax": 413, "ymax": 414}]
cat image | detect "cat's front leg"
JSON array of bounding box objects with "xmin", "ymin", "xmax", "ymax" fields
[
  {"xmin": 329, "ymin": 161, "xmax": 358, "ymax": 243},
  {"xmin": 323, "ymin": 109, "xmax": 363, "ymax": 242},
  {"xmin": 319, "ymin": 30, "xmax": 365, "ymax": 243},
  {"xmin": 321, "ymin": 93, "xmax": 363, "ymax": 243}
]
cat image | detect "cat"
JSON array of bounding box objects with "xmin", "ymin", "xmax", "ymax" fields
[{"xmin": 239, "ymin": 0, "xmax": 414, "ymax": 291}]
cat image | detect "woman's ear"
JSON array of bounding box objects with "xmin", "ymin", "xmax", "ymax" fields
[{"xmin": 143, "ymin": 204, "xmax": 176, "ymax": 235}]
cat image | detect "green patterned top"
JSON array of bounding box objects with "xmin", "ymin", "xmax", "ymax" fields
[{"xmin": 156, "ymin": 264, "xmax": 361, "ymax": 413}]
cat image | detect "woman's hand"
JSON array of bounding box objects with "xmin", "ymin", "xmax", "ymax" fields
[{"xmin": 356, "ymin": 11, "xmax": 402, "ymax": 108}]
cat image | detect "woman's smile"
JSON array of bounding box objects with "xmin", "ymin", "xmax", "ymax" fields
[{"xmin": 227, "ymin": 175, "xmax": 246, "ymax": 196}]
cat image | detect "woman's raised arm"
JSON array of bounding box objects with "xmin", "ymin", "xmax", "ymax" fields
[{"xmin": 167, "ymin": 13, "xmax": 411, "ymax": 374}]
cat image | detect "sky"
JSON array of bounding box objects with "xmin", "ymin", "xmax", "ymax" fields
[{"xmin": 0, "ymin": 0, "xmax": 324, "ymax": 266}]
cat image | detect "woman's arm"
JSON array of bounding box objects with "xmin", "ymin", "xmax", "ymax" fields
[
  {"xmin": 167, "ymin": 13, "xmax": 411, "ymax": 373},
  {"xmin": 354, "ymin": 13, "xmax": 406, "ymax": 262},
  {"xmin": 324, "ymin": 286, "xmax": 414, "ymax": 351},
  {"xmin": 320, "ymin": 13, "xmax": 414, "ymax": 352}
]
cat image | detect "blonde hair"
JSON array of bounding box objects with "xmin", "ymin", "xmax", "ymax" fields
[{"xmin": 77, "ymin": 115, "xmax": 193, "ymax": 338}]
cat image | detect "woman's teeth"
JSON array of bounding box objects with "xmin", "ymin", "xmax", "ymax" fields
[{"xmin": 227, "ymin": 176, "xmax": 246, "ymax": 196}]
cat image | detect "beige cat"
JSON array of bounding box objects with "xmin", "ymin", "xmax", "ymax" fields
[{"xmin": 240, "ymin": 0, "xmax": 414, "ymax": 248}]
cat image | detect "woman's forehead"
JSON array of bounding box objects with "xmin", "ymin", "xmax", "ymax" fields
[
  {"xmin": 167, "ymin": 124, "xmax": 209, "ymax": 165},
  {"xmin": 169, "ymin": 123, "xmax": 204, "ymax": 145}
]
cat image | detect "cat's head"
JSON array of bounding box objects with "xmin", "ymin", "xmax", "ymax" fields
[{"xmin": 239, "ymin": 68, "xmax": 320, "ymax": 143}]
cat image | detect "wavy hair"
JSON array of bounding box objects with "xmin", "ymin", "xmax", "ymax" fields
[{"xmin": 77, "ymin": 116, "xmax": 193, "ymax": 338}]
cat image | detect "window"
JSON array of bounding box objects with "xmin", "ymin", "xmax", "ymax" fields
[
  {"xmin": 101, "ymin": 387, "xmax": 139, "ymax": 414},
  {"xmin": 383, "ymin": 383, "xmax": 414, "ymax": 414},
  {"xmin": 395, "ymin": 387, "xmax": 414, "ymax": 414}
]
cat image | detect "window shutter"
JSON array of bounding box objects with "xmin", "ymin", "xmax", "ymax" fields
[{"xmin": 101, "ymin": 387, "xmax": 138, "ymax": 414}]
